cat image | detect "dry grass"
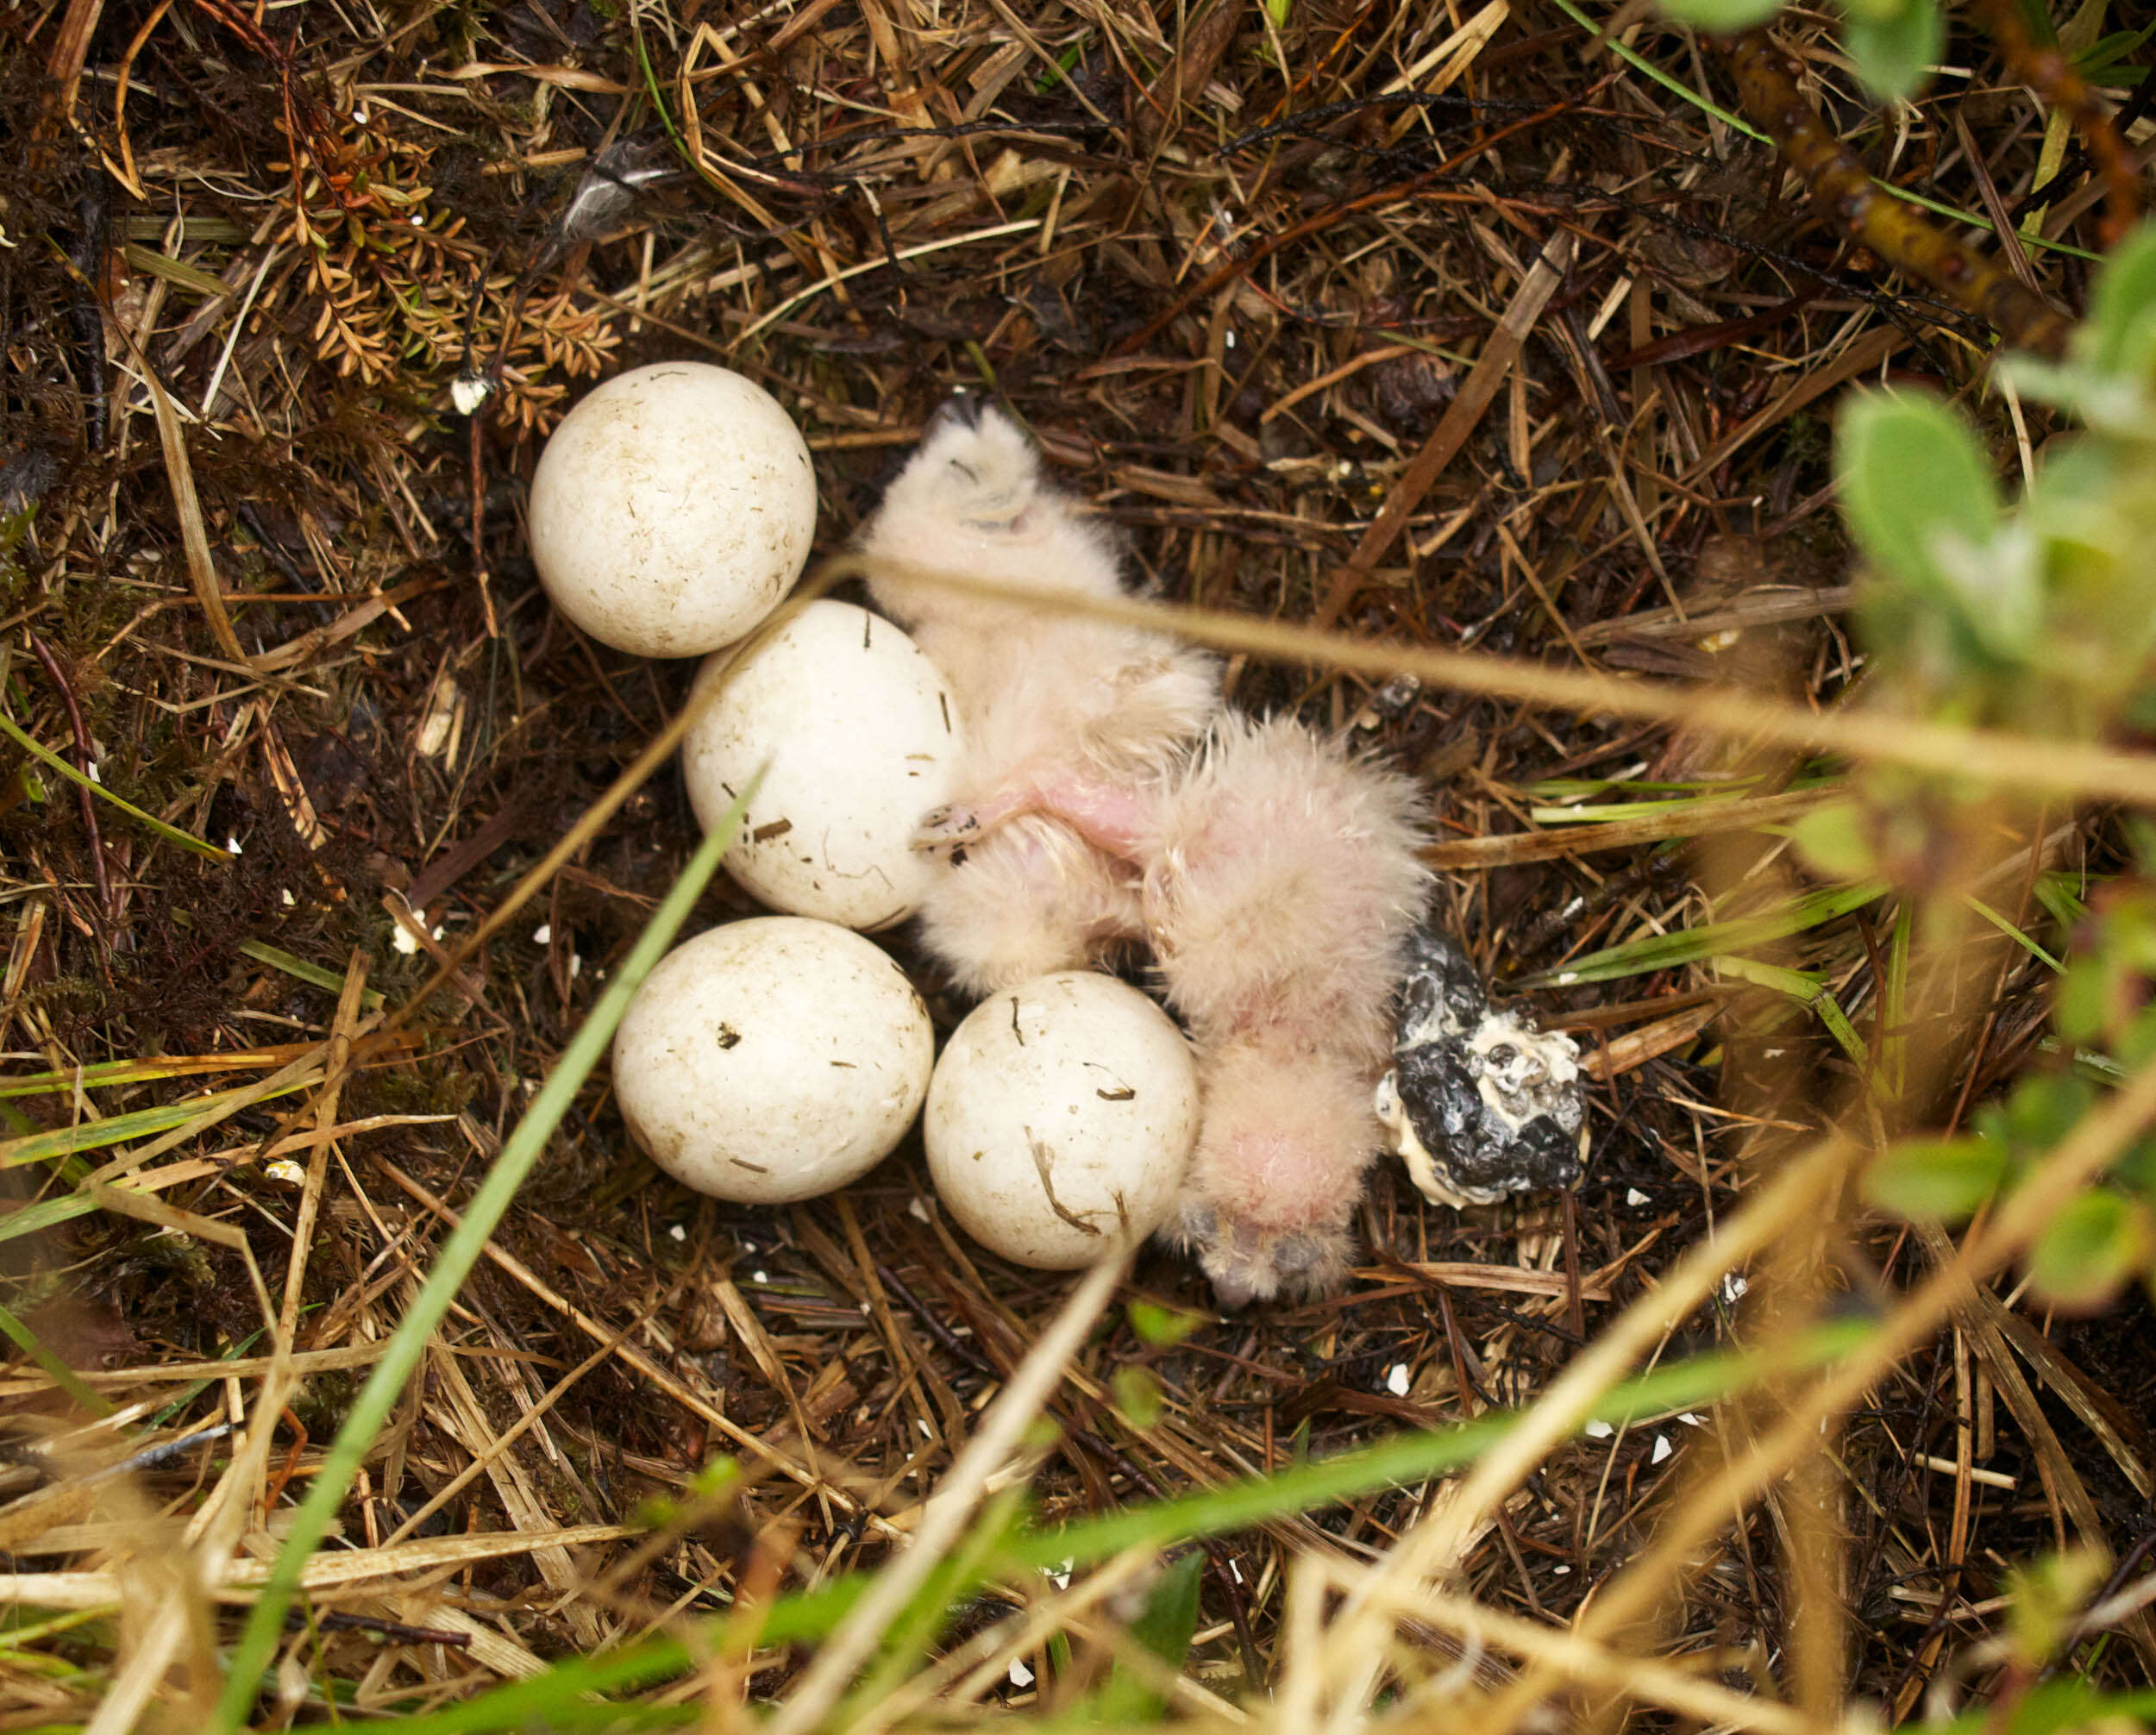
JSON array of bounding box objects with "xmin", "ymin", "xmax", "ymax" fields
[{"xmin": 1, "ymin": 0, "xmax": 2153, "ymax": 1728}]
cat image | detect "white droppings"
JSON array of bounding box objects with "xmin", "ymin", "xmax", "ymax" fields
[
  {"xmin": 392, "ymin": 923, "xmax": 419, "ymax": 955},
  {"xmin": 751, "ymin": 1270, "xmax": 768, "ymax": 1285},
  {"xmin": 1552, "ymin": 1564, "xmax": 1572, "ymax": 1575},
  {"xmin": 532, "ymin": 923, "xmax": 552, "ymax": 945},
  {"xmin": 1386, "ymin": 1363, "xmax": 1411, "ymax": 1398},
  {"xmin": 1651, "ymin": 1434, "xmax": 1673, "ymax": 1465},
  {"xmin": 667, "ymin": 1224, "xmax": 686, "ymax": 1243},
  {"xmin": 568, "ymin": 953, "xmax": 584, "ymax": 980},
  {"xmin": 1008, "ymin": 1659, "xmax": 1035, "ymax": 1688}
]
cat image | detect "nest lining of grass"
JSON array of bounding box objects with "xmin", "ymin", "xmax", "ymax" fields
[{"xmin": 2, "ymin": 0, "xmax": 2153, "ymax": 1725}]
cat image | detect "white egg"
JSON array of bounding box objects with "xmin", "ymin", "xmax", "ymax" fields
[
  {"xmin": 612, "ymin": 918, "xmax": 933, "ymax": 1204},
  {"xmin": 924, "ymin": 972, "xmax": 1200, "ymax": 1269},
  {"xmin": 682, "ymin": 599, "xmax": 962, "ymax": 930},
  {"xmin": 529, "ymin": 361, "xmax": 817, "ymax": 658}
]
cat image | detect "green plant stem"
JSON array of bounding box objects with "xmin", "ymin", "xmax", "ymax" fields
[{"xmin": 206, "ymin": 776, "xmax": 758, "ymax": 1734}]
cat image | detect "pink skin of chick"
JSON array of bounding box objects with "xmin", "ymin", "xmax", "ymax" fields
[
  {"xmin": 854, "ymin": 398, "xmax": 1219, "ymax": 994},
  {"xmin": 957, "ymin": 712, "xmax": 1433, "ymax": 1307}
]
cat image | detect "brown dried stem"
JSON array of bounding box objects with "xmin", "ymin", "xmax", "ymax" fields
[{"xmin": 1723, "ymin": 28, "xmax": 2073, "ymax": 357}]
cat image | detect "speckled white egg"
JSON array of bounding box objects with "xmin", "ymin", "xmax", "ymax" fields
[
  {"xmin": 924, "ymin": 971, "xmax": 1200, "ymax": 1268},
  {"xmin": 612, "ymin": 918, "xmax": 932, "ymax": 1204},
  {"xmin": 529, "ymin": 361, "xmax": 817, "ymax": 658},
  {"xmin": 682, "ymin": 599, "xmax": 962, "ymax": 930}
]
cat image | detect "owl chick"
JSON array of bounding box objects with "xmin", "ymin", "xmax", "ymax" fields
[
  {"xmin": 1138, "ymin": 714, "xmax": 1432, "ymax": 1306},
  {"xmin": 957, "ymin": 711, "xmax": 1433, "ymax": 1306},
  {"xmin": 853, "ymin": 397, "xmax": 1220, "ymax": 994}
]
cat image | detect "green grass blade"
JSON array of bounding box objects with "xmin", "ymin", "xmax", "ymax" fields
[
  {"xmin": 0, "ymin": 710, "xmax": 228, "ymax": 861},
  {"xmin": 0, "ymin": 1297, "xmax": 116, "ymax": 1416},
  {"xmin": 1714, "ymin": 956, "xmax": 1871, "ymax": 1069},
  {"xmin": 238, "ymin": 941, "xmax": 388, "ymax": 1010},
  {"xmin": 206, "ymin": 772, "xmax": 762, "ymax": 1735},
  {"xmin": 1964, "ymin": 894, "xmax": 2064, "ymax": 973},
  {"xmin": 1523, "ymin": 880, "xmax": 1889, "ymax": 988},
  {"xmin": 0, "ymin": 1078, "xmax": 319, "ymax": 1170}
]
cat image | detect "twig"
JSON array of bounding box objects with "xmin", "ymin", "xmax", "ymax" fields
[
  {"xmin": 1721, "ymin": 28, "xmax": 2071, "ymax": 357},
  {"xmin": 26, "ymin": 632, "xmax": 114, "ymax": 922}
]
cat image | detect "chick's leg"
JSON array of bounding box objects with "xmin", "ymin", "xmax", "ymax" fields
[{"xmin": 915, "ymin": 771, "xmax": 1156, "ymax": 860}]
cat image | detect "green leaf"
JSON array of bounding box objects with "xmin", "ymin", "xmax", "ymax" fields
[
  {"xmin": 1843, "ymin": 0, "xmax": 1944, "ymax": 101},
  {"xmin": 1863, "ymin": 1137, "xmax": 2008, "ymax": 1221},
  {"xmin": 1112, "ymin": 1366, "xmax": 1165, "ymax": 1428},
  {"xmin": 1127, "ymin": 1300, "xmax": 1200, "ymax": 1347},
  {"xmin": 1790, "ymin": 801, "xmax": 1877, "ymax": 879},
  {"xmin": 1657, "ymin": 0, "xmax": 1785, "ymax": 28},
  {"xmin": 2028, "ymin": 1189, "xmax": 2153, "ymax": 1308},
  {"xmin": 1086, "ymin": 1550, "xmax": 1206, "ymax": 1723},
  {"xmin": 2080, "ymin": 222, "xmax": 2156, "ymax": 382},
  {"xmin": 1837, "ymin": 391, "xmax": 2003, "ymax": 607}
]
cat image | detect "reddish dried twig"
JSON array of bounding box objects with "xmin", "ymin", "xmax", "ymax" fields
[
  {"xmin": 1970, "ymin": 0, "xmax": 2137, "ymax": 247},
  {"xmin": 27, "ymin": 630, "xmax": 114, "ymax": 922},
  {"xmin": 1724, "ymin": 28, "xmax": 2072, "ymax": 357}
]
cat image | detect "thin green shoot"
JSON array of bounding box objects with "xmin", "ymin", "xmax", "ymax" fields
[
  {"xmin": 1716, "ymin": 956, "xmax": 1871, "ymax": 1070},
  {"xmin": 1520, "ymin": 880, "xmax": 1889, "ymax": 988},
  {"xmin": 239, "ymin": 940, "xmax": 387, "ymax": 1011},
  {"xmin": 1965, "ymin": 895, "xmax": 2065, "ymax": 973},
  {"xmin": 0, "ymin": 710, "xmax": 228, "ymax": 861},
  {"xmin": 1034, "ymin": 36, "xmax": 1088, "ymax": 94},
  {"xmin": 0, "ymin": 1078, "xmax": 318, "ymax": 1170},
  {"xmin": 2033, "ymin": 870, "xmax": 2089, "ymax": 934},
  {"xmin": 0, "ymin": 1297, "xmax": 116, "ymax": 1416}
]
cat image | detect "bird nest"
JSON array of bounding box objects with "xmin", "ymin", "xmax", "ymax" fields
[{"xmin": 1, "ymin": 0, "xmax": 2152, "ymax": 1728}]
